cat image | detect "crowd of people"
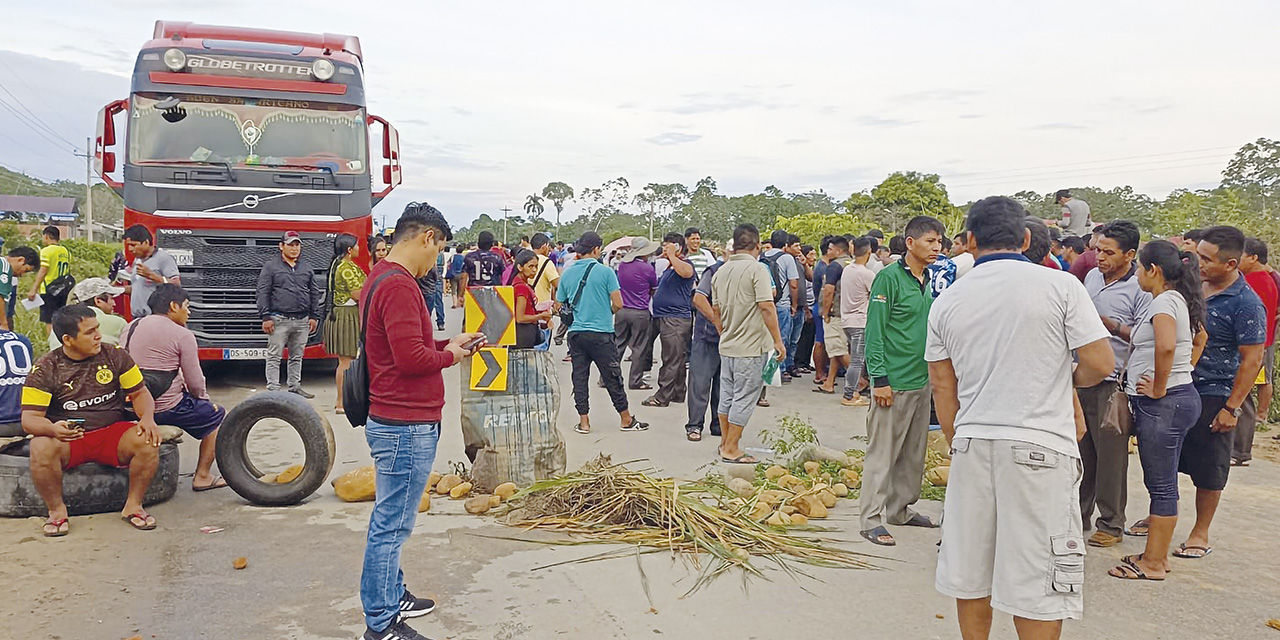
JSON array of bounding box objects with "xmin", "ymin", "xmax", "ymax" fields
[{"xmin": 3, "ymin": 188, "xmax": 1278, "ymax": 639}]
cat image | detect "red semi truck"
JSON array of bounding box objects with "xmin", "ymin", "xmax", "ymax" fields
[{"xmin": 94, "ymin": 21, "xmax": 401, "ymax": 360}]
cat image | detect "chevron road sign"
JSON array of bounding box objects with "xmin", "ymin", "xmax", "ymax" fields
[
  {"xmin": 469, "ymin": 346, "xmax": 509, "ymax": 391},
  {"xmin": 464, "ymin": 286, "xmax": 516, "ymax": 346}
]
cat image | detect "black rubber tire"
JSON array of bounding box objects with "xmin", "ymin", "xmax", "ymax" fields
[
  {"xmin": 0, "ymin": 442, "xmax": 179, "ymax": 517},
  {"xmin": 215, "ymin": 391, "xmax": 335, "ymax": 507}
]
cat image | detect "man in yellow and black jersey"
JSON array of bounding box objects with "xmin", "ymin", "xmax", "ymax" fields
[{"xmin": 21, "ymin": 305, "xmax": 162, "ymax": 537}]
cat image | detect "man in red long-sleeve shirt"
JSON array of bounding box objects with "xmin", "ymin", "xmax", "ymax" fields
[
  {"xmin": 358, "ymin": 203, "xmax": 483, "ymax": 640},
  {"xmin": 1234, "ymin": 237, "xmax": 1278, "ymax": 465}
]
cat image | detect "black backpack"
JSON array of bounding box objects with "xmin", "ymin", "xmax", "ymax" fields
[
  {"xmin": 342, "ymin": 270, "xmax": 402, "ymax": 428},
  {"xmin": 760, "ymin": 252, "xmax": 787, "ymax": 303}
]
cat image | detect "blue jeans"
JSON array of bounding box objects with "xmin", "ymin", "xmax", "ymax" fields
[
  {"xmin": 784, "ymin": 309, "xmax": 803, "ymax": 370},
  {"xmin": 1130, "ymin": 384, "xmax": 1200, "ymax": 517},
  {"xmin": 361, "ymin": 419, "xmax": 440, "ymax": 632},
  {"xmin": 776, "ymin": 307, "xmax": 794, "ymax": 369},
  {"xmin": 428, "ymin": 287, "xmax": 446, "ymax": 326}
]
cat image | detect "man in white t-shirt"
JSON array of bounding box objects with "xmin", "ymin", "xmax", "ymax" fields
[
  {"xmin": 950, "ymin": 231, "xmax": 975, "ymax": 280},
  {"xmin": 927, "ymin": 196, "xmax": 1114, "ymax": 638},
  {"xmin": 683, "ymin": 228, "xmax": 716, "ymax": 281}
]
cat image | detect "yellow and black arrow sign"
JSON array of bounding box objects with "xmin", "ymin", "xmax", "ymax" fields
[
  {"xmin": 469, "ymin": 346, "xmax": 509, "ymax": 391},
  {"xmin": 464, "ymin": 286, "xmax": 516, "ymax": 346}
]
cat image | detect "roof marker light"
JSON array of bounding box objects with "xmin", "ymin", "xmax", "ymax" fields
[{"xmin": 312, "ymin": 59, "xmax": 335, "ymax": 81}]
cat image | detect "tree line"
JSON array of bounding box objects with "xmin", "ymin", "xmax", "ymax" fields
[{"xmin": 455, "ymin": 138, "xmax": 1280, "ymax": 248}]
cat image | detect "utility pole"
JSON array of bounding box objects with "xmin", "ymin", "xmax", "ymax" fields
[
  {"xmin": 499, "ymin": 206, "xmax": 513, "ymax": 245},
  {"xmin": 73, "ymin": 137, "xmax": 93, "ymax": 242}
]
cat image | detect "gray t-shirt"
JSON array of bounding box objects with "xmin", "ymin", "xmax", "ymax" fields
[
  {"xmin": 711, "ymin": 254, "xmax": 775, "ymax": 358},
  {"xmin": 925, "ymin": 257, "xmax": 1110, "ymax": 458},
  {"xmin": 1126, "ymin": 290, "xmax": 1194, "ymax": 395},
  {"xmin": 1084, "ymin": 265, "xmax": 1152, "ymax": 381},
  {"xmin": 1062, "ymin": 198, "xmax": 1091, "ymax": 236},
  {"xmin": 762, "ymin": 249, "xmax": 799, "ymax": 312},
  {"xmin": 130, "ymin": 248, "xmax": 180, "ymax": 317}
]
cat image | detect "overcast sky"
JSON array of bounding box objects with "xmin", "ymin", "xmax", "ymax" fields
[{"xmin": 1, "ymin": 0, "xmax": 1276, "ymax": 230}]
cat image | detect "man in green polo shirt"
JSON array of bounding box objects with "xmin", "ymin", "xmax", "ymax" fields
[{"xmin": 860, "ymin": 215, "xmax": 946, "ymax": 546}]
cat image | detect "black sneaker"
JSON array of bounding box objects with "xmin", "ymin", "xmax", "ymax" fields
[
  {"xmin": 436, "ymin": 323, "xmax": 445, "ymax": 331},
  {"xmin": 363, "ymin": 618, "xmax": 431, "ymax": 640},
  {"xmin": 288, "ymin": 387, "xmax": 315, "ymax": 399},
  {"xmin": 398, "ymin": 589, "xmax": 436, "ymax": 618}
]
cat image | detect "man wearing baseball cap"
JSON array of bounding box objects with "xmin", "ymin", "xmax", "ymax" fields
[
  {"xmin": 48, "ymin": 278, "xmax": 128, "ymax": 351},
  {"xmin": 256, "ymin": 231, "xmax": 321, "ymax": 398}
]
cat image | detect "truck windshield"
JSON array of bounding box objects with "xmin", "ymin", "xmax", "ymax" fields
[{"xmin": 129, "ymin": 93, "xmax": 367, "ymax": 174}]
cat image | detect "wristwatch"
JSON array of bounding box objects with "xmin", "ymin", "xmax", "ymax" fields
[{"xmin": 1225, "ymin": 405, "xmax": 1243, "ymax": 418}]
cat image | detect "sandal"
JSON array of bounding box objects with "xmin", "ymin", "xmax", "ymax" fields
[
  {"xmin": 686, "ymin": 431, "xmax": 702, "ymax": 442},
  {"xmin": 860, "ymin": 526, "xmax": 896, "ymax": 546},
  {"xmin": 812, "ymin": 387, "xmax": 836, "ymax": 394},
  {"xmin": 42, "ymin": 517, "xmax": 69, "ymax": 537},
  {"xmin": 720, "ymin": 452, "xmax": 759, "ymax": 464},
  {"xmin": 122, "ymin": 512, "xmax": 157, "ymax": 531},
  {"xmin": 1126, "ymin": 520, "xmax": 1150, "ymax": 537},
  {"xmin": 573, "ymin": 424, "xmax": 591, "ymax": 434},
  {"xmin": 1172, "ymin": 543, "xmax": 1212, "ymax": 559},
  {"xmin": 629, "ymin": 384, "xmax": 654, "ymax": 391},
  {"xmin": 193, "ymin": 476, "xmax": 228, "ymax": 492},
  {"xmin": 620, "ymin": 418, "xmax": 649, "ymax": 432},
  {"xmin": 756, "ymin": 399, "xmax": 771, "ymax": 407},
  {"xmin": 1108, "ymin": 556, "xmax": 1165, "ymax": 581},
  {"xmin": 641, "ymin": 397, "xmax": 668, "ymax": 408},
  {"xmin": 901, "ymin": 513, "xmax": 938, "ymax": 528}
]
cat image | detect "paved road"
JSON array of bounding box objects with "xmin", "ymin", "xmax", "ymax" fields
[{"xmin": 3, "ymin": 307, "xmax": 1278, "ymax": 639}]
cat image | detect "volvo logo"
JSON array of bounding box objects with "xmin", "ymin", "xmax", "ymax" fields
[{"xmin": 242, "ymin": 194, "xmax": 260, "ymax": 209}]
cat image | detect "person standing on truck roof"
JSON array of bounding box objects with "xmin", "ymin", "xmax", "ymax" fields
[
  {"xmin": 257, "ymin": 231, "xmax": 321, "ymax": 399},
  {"xmin": 122, "ymin": 225, "xmax": 181, "ymax": 320}
]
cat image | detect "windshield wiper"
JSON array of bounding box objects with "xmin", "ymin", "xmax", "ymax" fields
[
  {"xmin": 142, "ymin": 159, "xmax": 237, "ymax": 183},
  {"xmin": 266, "ymin": 162, "xmax": 336, "ymax": 180},
  {"xmin": 190, "ymin": 159, "xmax": 237, "ymax": 183}
]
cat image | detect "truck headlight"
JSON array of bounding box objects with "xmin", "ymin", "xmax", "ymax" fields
[
  {"xmin": 163, "ymin": 48, "xmax": 187, "ymax": 72},
  {"xmin": 312, "ymin": 59, "xmax": 335, "ymax": 81}
]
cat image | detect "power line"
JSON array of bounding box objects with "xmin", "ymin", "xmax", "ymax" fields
[
  {"xmin": 0, "ymin": 57, "xmax": 80, "ymax": 134},
  {"xmin": 0, "ymin": 80, "xmax": 83, "ymax": 153},
  {"xmin": 0, "ymin": 95, "xmax": 81, "ymax": 159},
  {"xmin": 945, "ymin": 145, "xmax": 1239, "ymax": 179},
  {"xmin": 952, "ymin": 154, "xmax": 1228, "ymax": 186}
]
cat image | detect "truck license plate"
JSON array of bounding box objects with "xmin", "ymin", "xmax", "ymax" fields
[
  {"xmin": 222, "ymin": 348, "xmax": 269, "ymax": 360},
  {"xmin": 170, "ymin": 249, "xmax": 194, "ymax": 266}
]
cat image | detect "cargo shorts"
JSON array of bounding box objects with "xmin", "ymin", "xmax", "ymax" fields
[{"xmin": 935, "ymin": 438, "xmax": 1085, "ymax": 621}]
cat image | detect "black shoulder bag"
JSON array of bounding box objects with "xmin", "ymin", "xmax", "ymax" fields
[
  {"xmin": 342, "ymin": 270, "xmax": 402, "ymax": 428},
  {"xmin": 123, "ymin": 321, "xmax": 178, "ymax": 400},
  {"xmin": 557, "ymin": 261, "xmax": 597, "ymax": 329}
]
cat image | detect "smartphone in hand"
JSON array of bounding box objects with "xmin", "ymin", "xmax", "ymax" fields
[{"xmin": 461, "ymin": 336, "xmax": 488, "ymax": 352}]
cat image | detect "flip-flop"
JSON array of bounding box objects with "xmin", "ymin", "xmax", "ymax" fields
[
  {"xmin": 901, "ymin": 513, "xmax": 939, "ymax": 528},
  {"xmin": 573, "ymin": 424, "xmax": 591, "ymax": 434},
  {"xmin": 686, "ymin": 431, "xmax": 702, "ymax": 442},
  {"xmin": 1125, "ymin": 521, "xmax": 1150, "ymax": 537},
  {"xmin": 641, "ymin": 398, "xmax": 668, "ymax": 408},
  {"xmin": 860, "ymin": 526, "xmax": 896, "ymax": 546},
  {"xmin": 42, "ymin": 517, "xmax": 69, "ymax": 537},
  {"xmin": 812, "ymin": 387, "xmax": 836, "ymax": 394},
  {"xmin": 720, "ymin": 453, "xmax": 759, "ymax": 464},
  {"xmin": 1108, "ymin": 556, "xmax": 1165, "ymax": 581},
  {"xmin": 620, "ymin": 418, "xmax": 649, "ymax": 432},
  {"xmin": 1172, "ymin": 543, "xmax": 1212, "ymax": 559},
  {"xmin": 629, "ymin": 384, "xmax": 654, "ymax": 391},
  {"xmin": 193, "ymin": 476, "xmax": 228, "ymax": 492},
  {"xmin": 756, "ymin": 399, "xmax": 771, "ymax": 407},
  {"xmin": 334, "ymin": 408, "xmax": 345, "ymax": 415},
  {"xmin": 122, "ymin": 512, "xmax": 157, "ymax": 531},
  {"xmin": 1122, "ymin": 554, "xmax": 1171, "ymax": 574}
]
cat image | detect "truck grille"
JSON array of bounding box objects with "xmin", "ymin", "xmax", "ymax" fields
[{"xmin": 157, "ymin": 229, "xmax": 331, "ymax": 350}]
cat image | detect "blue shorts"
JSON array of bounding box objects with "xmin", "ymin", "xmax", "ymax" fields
[{"xmin": 157, "ymin": 393, "xmax": 225, "ymax": 440}]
